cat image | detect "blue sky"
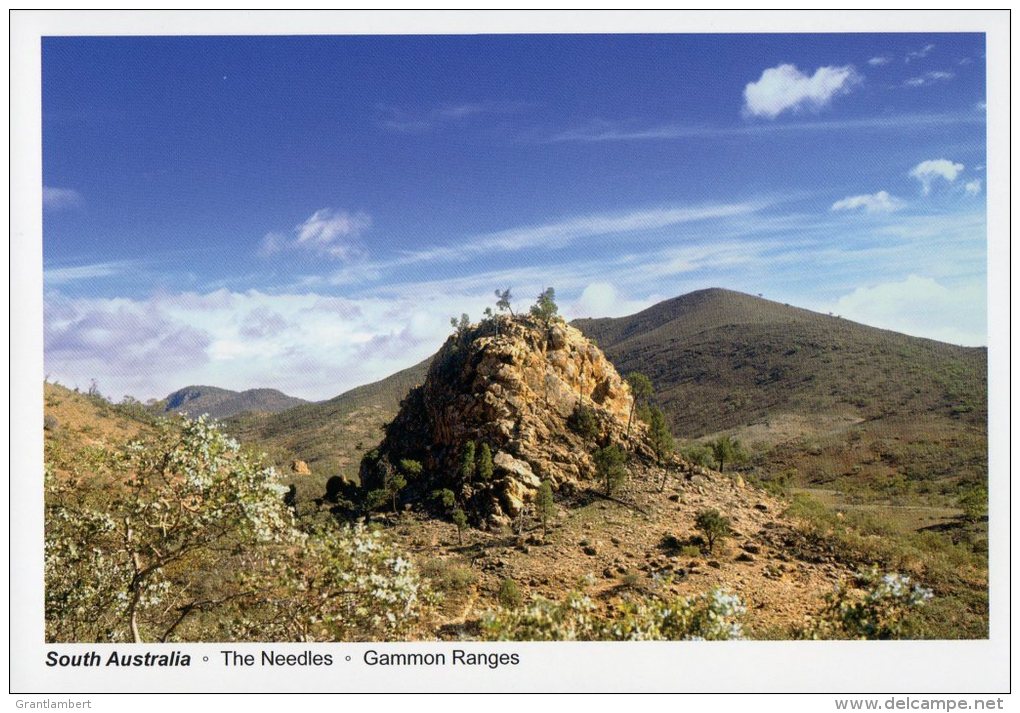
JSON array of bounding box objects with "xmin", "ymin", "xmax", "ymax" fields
[{"xmin": 42, "ymin": 33, "xmax": 987, "ymax": 401}]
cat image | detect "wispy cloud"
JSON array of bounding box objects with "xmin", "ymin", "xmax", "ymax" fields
[
  {"xmin": 903, "ymin": 70, "xmax": 955, "ymax": 88},
  {"xmin": 324, "ymin": 200, "xmax": 766, "ymax": 285},
  {"xmin": 43, "ymin": 186, "xmax": 82, "ymax": 210},
  {"xmin": 905, "ymin": 43, "xmax": 936, "ymax": 62},
  {"xmin": 45, "ymin": 260, "xmax": 134, "ymax": 285},
  {"xmin": 964, "ymin": 180, "xmax": 982, "ymax": 196},
  {"xmin": 909, "ymin": 159, "xmax": 965, "ymax": 195},
  {"xmin": 261, "ymin": 208, "xmax": 370, "ymax": 260},
  {"xmin": 546, "ymin": 111, "xmax": 983, "ymax": 143},
  {"xmin": 831, "ymin": 191, "xmax": 904, "ymax": 214},
  {"xmin": 379, "ymin": 101, "xmax": 530, "ymax": 133},
  {"xmin": 867, "ymin": 56, "xmax": 891, "ymax": 67},
  {"xmin": 743, "ymin": 63, "xmax": 861, "ymax": 119}
]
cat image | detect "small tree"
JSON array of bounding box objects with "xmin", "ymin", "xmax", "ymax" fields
[
  {"xmin": 477, "ymin": 443, "xmax": 494, "ymax": 482},
  {"xmin": 647, "ymin": 406, "xmax": 675, "ymax": 491},
  {"xmin": 594, "ymin": 444, "xmax": 627, "ymax": 497},
  {"xmin": 695, "ymin": 509, "xmax": 731, "ymax": 554},
  {"xmin": 711, "ymin": 435, "xmax": 745, "ymax": 472},
  {"xmin": 495, "ymin": 288, "xmax": 515, "ymax": 317},
  {"xmin": 452, "ymin": 507, "xmax": 468, "ymax": 545},
  {"xmin": 625, "ymin": 372, "xmax": 653, "ymax": 439},
  {"xmin": 450, "ymin": 313, "xmax": 471, "ymax": 335},
  {"xmin": 386, "ymin": 471, "xmax": 408, "ymax": 513},
  {"xmin": 460, "ymin": 441, "xmax": 477, "ymax": 483},
  {"xmin": 536, "ymin": 480, "xmax": 555, "ymax": 538},
  {"xmin": 530, "ymin": 287, "xmax": 558, "ymax": 325}
]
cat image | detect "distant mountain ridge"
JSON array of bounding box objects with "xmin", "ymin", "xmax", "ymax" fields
[{"xmin": 164, "ymin": 385, "xmax": 307, "ymax": 419}]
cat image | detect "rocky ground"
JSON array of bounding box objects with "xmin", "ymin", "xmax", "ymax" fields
[{"xmin": 354, "ymin": 462, "xmax": 856, "ymax": 640}]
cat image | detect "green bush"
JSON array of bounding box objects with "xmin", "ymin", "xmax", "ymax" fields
[
  {"xmin": 568, "ymin": 402, "xmax": 599, "ymax": 441},
  {"xmin": 498, "ymin": 578, "xmax": 523, "ymax": 608}
]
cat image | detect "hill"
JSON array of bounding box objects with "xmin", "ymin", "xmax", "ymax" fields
[
  {"xmin": 164, "ymin": 385, "xmax": 307, "ymax": 419},
  {"xmin": 572, "ymin": 288, "xmax": 987, "ymax": 437},
  {"xmin": 226, "ymin": 357, "xmax": 432, "ymax": 483}
]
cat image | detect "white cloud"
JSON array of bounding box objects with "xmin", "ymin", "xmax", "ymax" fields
[
  {"xmin": 743, "ymin": 63, "xmax": 861, "ymax": 119},
  {"xmin": 867, "ymin": 56, "xmax": 891, "ymax": 66},
  {"xmin": 547, "ymin": 111, "xmax": 984, "ymax": 143},
  {"xmin": 831, "ymin": 191, "xmax": 904, "ymax": 214},
  {"xmin": 909, "ymin": 158, "xmax": 965, "ymax": 195},
  {"xmin": 903, "ymin": 70, "xmax": 955, "ymax": 87},
  {"xmin": 964, "ymin": 180, "xmax": 982, "ymax": 196},
  {"xmin": 828, "ymin": 275, "xmax": 985, "ymax": 346},
  {"xmin": 44, "ymin": 287, "xmax": 500, "ymax": 401},
  {"xmin": 45, "ymin": 261, "xmax": 133, "ymax": 285},
  {"xmin": 327, "ymin": 200, "xmax": 763, "ymax": 281},
  {"xmin": 905, "ymin": 43, "xmax": 936, "ymax": 62},
  {"xmin": 260, "ymin": 208, "xmax": 370, "ymax": 260},
  {"xmin": 564, "ymin": 282, "xmax": 658, "ymax": 320},
  {"xmin": 43, "ymin": 186, "xmax": 82, "ymax": 210}
]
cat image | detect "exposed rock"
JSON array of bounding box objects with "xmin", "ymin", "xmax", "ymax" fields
[
  {"xmin": 290, "ymin": 459, "xmax": 311, "ymax": 475},
  {"xmin": 362, "ymin": 315, "xmax": 660, "ymax": 521}
]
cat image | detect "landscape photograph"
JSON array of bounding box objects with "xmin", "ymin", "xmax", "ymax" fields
[{"xmin": 41, "ymin": 31, "xmax": 989, "ymax": 644}]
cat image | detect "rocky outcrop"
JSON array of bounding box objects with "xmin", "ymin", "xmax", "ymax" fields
[
  {"xmin": 290, "ymin": 459, "xmax": 312, "ymax": 475},
  {"xmin": 361, "ymin": 315, "xmax": 656, "ymax": 527}
]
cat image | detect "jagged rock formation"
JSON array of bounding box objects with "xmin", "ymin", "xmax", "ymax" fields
[{"xmin": 361, "ymin": 315, "xmax": 658, "ymax": 527}]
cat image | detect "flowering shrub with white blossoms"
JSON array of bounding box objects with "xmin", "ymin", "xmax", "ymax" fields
[
  {"xmin": 46, "ymin": 416, "xmax": 431, "ymax": 643},
  {"xmin": 808, "ymin": 566, "xmax": 934, "ymax": 639},
  {"xmin": 481, "ymin": 588, "xmax": 746, "ymax": 641},
  {"xmin": 231, "ymin": 522, "xmax": 434, "ymax": 642}
]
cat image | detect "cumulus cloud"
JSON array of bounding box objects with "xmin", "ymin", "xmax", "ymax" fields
[
  {"xmin": 564, "ymin": 282, "xmax": 658, "ymax": 320},
  {"xmin": 830, "ymin": 191, "xmax": 904, "ymax": 214},
  {"xmin": 909, "ymin": 159, "xmax": 965, "ymax": 194},
  {"xmin": 43, "ymin": 186, "xmax": 82, "ymax": 210},
  {"xmin": 829, "ymin": 275, "xmax": 985, "ymax": 346},
  {"xmin": 743, "ymin": 63, "xmax": 861, "ymax": 119},
  {"xmin": 964, "ymin": 180, "xmax": 982, "ymax": 196},
  {"xmin": 867, "ymin": 56, "xmax": 891, "ymax": 66},
  {"xmin": 260, "ymin": 208, "xmax": 370, "ymax": 260}
]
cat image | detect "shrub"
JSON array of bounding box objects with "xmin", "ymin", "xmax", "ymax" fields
[
  {"xmin": 498, "ymin": 578, "xmax": 523, "ymax": 608},
  {"xmin": 45, "ymin": 416, "xmax": 434, "ymax": 643},
  {"xmin": 43, "ymin": 414, "xmax": 58, "ymax": 432},
  {"xmin": 568, "ymin": 402, "xmax": 599, "ymax": 441},
  {"xmin": 480, "ymin": 588, "xmax": 746, "ymax": 641},
  {"xmin": 679, "ymin": 443, "xmax": 713, "ymax": 468},
  {"xmin": 694, "ymin": 509, "xmax": 731, "ymax": 554},
  {"xmin": 807, "ymin": 567, "xmax": 933, "ymax": 640},
  {"xmin": 420, "ymin": 559, "xmax": 477, "ymax": 592}
]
